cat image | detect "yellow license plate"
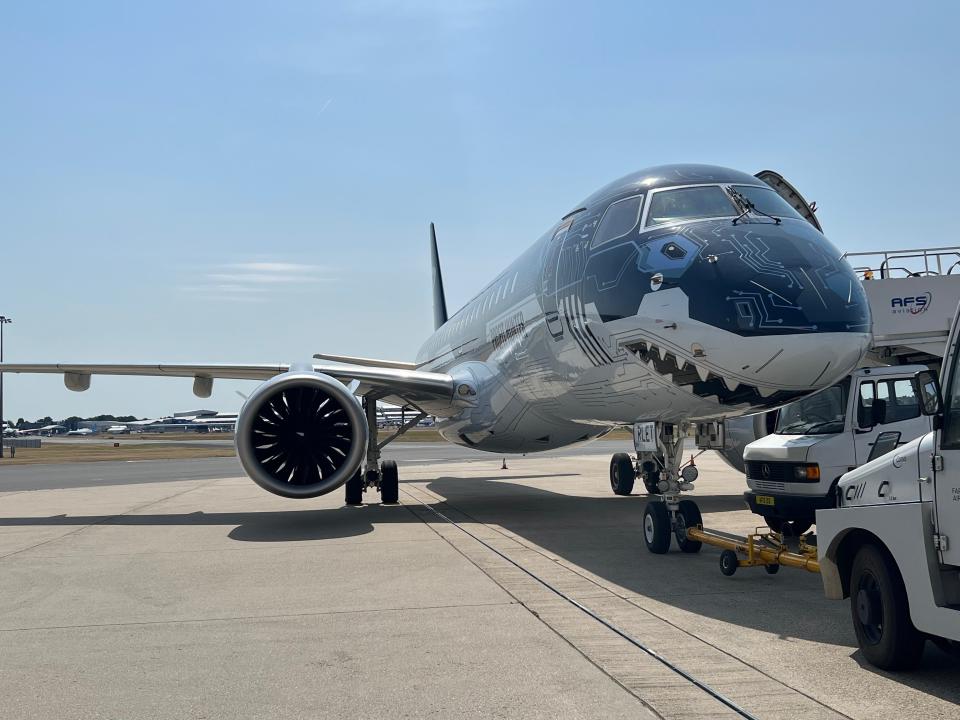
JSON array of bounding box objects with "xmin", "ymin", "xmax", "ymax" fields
[{"xmin": 756, "ymin": 495, "xmax": 775, "ymax": 506}]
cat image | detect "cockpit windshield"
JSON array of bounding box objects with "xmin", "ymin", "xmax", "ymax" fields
[
  {"xmin": 775, "ymin": 378, "xmax": 850, "ymax": 435},
  {"xmin": 646, "ymin": 185, "xmax": 736, "ymax": 227},
  {"xmin": 730, "ymin": 185, "xmax": 806, "ymax": 221}
]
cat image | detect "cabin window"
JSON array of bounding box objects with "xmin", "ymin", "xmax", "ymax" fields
[
  {"xmin": 730, "ymin": 185, "xmax": 806, "ymax": 221},
  {"xmin": 646, "ymin": 186, "xmax": 736, "ymax": 227},
  {"xmin": 590, "ymin": 194, "xmax": 644, "ymax": 248}
]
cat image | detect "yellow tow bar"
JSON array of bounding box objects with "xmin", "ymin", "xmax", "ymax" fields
[{"xmin": 686, "ymin": 526, "xmax": 820, "ymax": 577}]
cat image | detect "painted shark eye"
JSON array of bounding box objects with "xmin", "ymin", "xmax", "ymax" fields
[{"xmin": 662, "ymin": 242, "xmax": 686, "ymax": 260}]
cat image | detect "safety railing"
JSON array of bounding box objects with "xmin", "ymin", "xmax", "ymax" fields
[{"xmin": 841, "ymin": 245, "xmax": 960, "ymax": 279}]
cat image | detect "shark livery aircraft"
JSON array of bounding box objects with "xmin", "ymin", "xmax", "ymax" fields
[{"xmin": 1, "ymin": 164, "xmax": 872, "ymax": 554}]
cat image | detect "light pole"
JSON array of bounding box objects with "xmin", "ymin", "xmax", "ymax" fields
[{"xmin": 0, "ymin": 315, "xmax": 10, "ymax": 459}]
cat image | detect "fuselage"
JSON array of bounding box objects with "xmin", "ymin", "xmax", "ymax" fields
[{"xmin": 415, "ymin": 164, "xmax": 871, "ymax": 453}]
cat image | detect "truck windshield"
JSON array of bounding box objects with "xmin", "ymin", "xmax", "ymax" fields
[{"xmin": 775, "ymin": 378, "xmax": 850, "ymax": 435}]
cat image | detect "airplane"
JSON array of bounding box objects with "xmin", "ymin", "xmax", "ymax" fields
[
  {"xmin": 65, "ymin": 428, "xmax": 94, "ymax": 437},
  {"xmin": 0, "ymin": 164, "xmax": 871, "ymax": 554},
  {"xmin": 19, "ymin": 424, "xmax": 67, "ymax": 436}
]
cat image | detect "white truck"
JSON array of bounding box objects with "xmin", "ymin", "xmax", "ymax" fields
[
  {"xmin": 743, "ymin": 366, "xmax": 931, "ymax": 535},
  {"xmin": 738, "ymin": 247, "xmax": 960, "ymax": 534},
  {"xmin": 817, "ymin": 340, "xmax": 960, "ymax": 669}
]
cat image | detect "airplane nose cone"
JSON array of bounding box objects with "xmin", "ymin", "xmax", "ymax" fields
[
  {"xmin": 643, "ymin": 220, "xmax": 871, "ymax": 338},
  {"xmin": 631, "ymin": 219, "xmax": 871, "ymax": 404}
]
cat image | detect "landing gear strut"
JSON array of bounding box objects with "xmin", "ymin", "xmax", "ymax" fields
[
  {"xmin": 345, "ymin": 397, "xmax": 424, "ymax": 506},
  {"xmin": 610, "ymin": 422, "xmax": 702, "ymax": 554}
]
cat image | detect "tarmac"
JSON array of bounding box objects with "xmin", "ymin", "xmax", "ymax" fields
[{"xmin": 0, "ymin": 441, "xmax": 957, "ymax": 719}]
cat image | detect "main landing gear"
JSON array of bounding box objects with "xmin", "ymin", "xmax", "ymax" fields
[
  {"xmin": 609, "ymin": 422, "xmax": 702, "ymax": 554},
  {"xmin": 346, "ymin": 397, "xmax": 425, "ymax": 506}
]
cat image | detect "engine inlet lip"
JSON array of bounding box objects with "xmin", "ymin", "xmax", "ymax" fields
[{"xmin": 235, "ymin": 371, "xmax": 368, "ymax": 499}]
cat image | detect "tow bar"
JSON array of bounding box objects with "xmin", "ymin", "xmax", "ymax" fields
[{"xmin": 686, "ymin": 526, "xmax": 820, "ymax": 577}]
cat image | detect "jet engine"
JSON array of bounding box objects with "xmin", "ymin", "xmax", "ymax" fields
[{"xmin": 235, "ymin": 371, "xmax": 368, "ymax": 499}]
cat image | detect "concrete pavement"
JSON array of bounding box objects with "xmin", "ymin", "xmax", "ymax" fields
[{"xmin": 0, "ymin": 442, "xmax": 957, "ymax": 718}]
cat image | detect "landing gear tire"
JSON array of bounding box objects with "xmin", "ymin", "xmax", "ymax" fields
[
  {"xmin": 674, "ymin": 499, "xmax": 703, "ymax": 554},
  {"xmin": 850, "ymin": 544, "xmax": 925, "ymax": 670},
  {"xmin": 764, "ymin": 563, "xmax": 781, "ymax": 575},
  {"xmin": 765, "ymin": 517, "xmax": 813, "ymax": 537},
  {"xmin": 719, "ymin": 549, "xmax": 739, "ymax": 576},
  {"xmin": 345, "ymin": 470, "xmax": 363, "ymax": 506},
  {"xmin": 642, "ymin": 502, "xmax": 671, "ymax": 554},
  {"xmin": 640, "ymin": 461, "xmax": 661, "ymax": 494},
  {"xmin": 610, "ymin": 453, "xmax": 635, "ymax": 496},
  {"xmin": 380, "ymin": 460, "xmax": 399, "ymax": 504}
]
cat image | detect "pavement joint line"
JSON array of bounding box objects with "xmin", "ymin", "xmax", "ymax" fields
[
  {"xmin": 408, "ymin": 483, "xmax": 853, "ymax": 720},
  {"xmin": 399, "ymin": 485, "xmax": 743, "ymax": 720},
  {"xmin": 0, "ymin": 600, "xmax": 520, "ymax": 633},
  {"xmin": 0, "ymin": 478, "xmax": 223, "ymax": 563}
]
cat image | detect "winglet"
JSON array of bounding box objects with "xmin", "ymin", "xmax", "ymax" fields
[{"xmin": 430, "ymin": 222, "xmax": 448, "ymax": 330}]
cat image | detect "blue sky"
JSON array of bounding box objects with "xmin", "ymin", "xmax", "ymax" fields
[{"xmin": 1, "ymin": 1, "xmax": 957, "ymax": 420}]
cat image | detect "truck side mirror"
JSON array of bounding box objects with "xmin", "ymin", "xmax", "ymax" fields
[{"xmin": 913, "ymin": 369, "xmax": 943, "ymax": 416}]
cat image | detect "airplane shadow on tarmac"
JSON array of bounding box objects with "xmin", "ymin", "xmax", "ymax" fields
[{"xmin": 1, "ymin": 471, "xmax": 957, "ymax": 700}]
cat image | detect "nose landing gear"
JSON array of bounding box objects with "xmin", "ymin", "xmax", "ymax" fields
[{"xmin": 610, "ymin": 422, "xmax": 703, "ymax": 554}]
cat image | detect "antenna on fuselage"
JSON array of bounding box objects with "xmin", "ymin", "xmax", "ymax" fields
[{"xmin": 430, "ymin": 222, "xmax": 449, "ymax": 330}]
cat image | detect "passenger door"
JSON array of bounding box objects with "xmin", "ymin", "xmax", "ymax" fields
[{"xmin": 540, "ymin": 221, "xmax": 571, "ymax": 341}]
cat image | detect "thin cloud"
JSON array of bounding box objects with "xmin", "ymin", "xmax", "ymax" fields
[{"xmin": 178, "ymin": 260, "xmax": 335, "ymax": 302}]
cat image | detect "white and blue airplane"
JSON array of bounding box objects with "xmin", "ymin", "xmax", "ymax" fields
[{"xmin": 0, "ymin": 164, "xmax": 870, "ymax": 553}]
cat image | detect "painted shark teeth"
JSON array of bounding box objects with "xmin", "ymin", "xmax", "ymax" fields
[{"xmin": 623, "ymin": 338, "xmax": 782, "ymax": 408}]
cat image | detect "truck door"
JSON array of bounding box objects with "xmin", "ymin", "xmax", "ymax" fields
[
  {"xmin": 854, "ymin": 376, "xmax": 930, "ymax": 466},
  {"xmin": 853, "ymin": 379, "xmax": 879, "ymax": 465},
  {"xmin": 934, "ymin": 332, "xmax": 960, "ymax": 565}
]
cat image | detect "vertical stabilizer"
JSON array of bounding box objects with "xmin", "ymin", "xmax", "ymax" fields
[{"xmin": 430, "ymin": 223, "xmax": 448, "ymax": 330}]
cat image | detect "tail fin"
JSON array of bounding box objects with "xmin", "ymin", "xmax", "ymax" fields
[{"xmin": 430, "ymin": 222, "xmax": 448, "ymax": 330}]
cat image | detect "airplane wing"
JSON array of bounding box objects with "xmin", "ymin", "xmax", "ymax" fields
[{"xmin": 0, "ymin": 362, "xmax": 456, "ymax": 410}]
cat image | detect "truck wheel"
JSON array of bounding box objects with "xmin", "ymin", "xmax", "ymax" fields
[
  {"xmin": 610, "ymin": 453, "xmax": 635, "ymax": 495},
  {"xmin": 642, "ymin": 502, "xmax": 671, "ymax": 554},
  {"xmin": 850, "ymin": 544, "xmax": 925, "ymax": 670},
  {"xmin": 674, "ymin": 499, "xmax": 702, "ymax": 553},
  {"xmin": 765, "ymin": 517, "xmax": 813, "ymax": 537}
]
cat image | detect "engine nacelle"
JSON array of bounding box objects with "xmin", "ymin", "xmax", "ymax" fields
[{"xmin": 235, "ymin": 371, "xmax": 368, "ymax": 499}]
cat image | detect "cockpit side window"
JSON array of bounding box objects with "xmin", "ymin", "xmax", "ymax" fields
[
  {"xmin": 645, "ymin": 185, "xmax": 736, "ymax": 228},
  {"xmin": 590, "ymin": 194, "xmax": 643, "ymax": 248}
]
